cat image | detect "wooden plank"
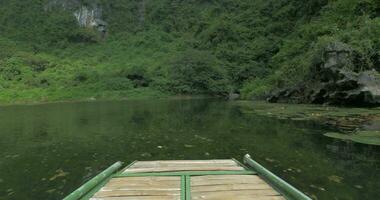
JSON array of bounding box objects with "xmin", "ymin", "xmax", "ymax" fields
[
  {"xmin": 191, "ymin": 175, "xmax": 270, "ymax": 186},
  {"xmin": 123, "ymin": 160, "xmax": 245, "ymax": 173},
  {"xmin": 192, "ymin": 185, "xmax": 275, "ymax": 192},
  {"xmin": 127, "ymin": 160, "xmax": 240, "ymax": 170},
  {"xmin": 192, "ymin": 194, "xmax": 284, "ymax": 200},
  {"xmin": 129, "ymin": 164, "xmax": 241, "ymax": 169},
  {"xmin": 191, "ymin": 175, "xmax": 284, "ymax": 200},
  {"xmin": 192, "ymin": 180, "xmax": 269, "ymax": 187},
  {"xmin": 107, "ymin": 179, "xmax": 179, "ymax": 184},
  {"xmin": 100, "ymin": 185, "xmax": 180, "ymax": 191},
  {"xmin": 191, "ymin": 175, "xmax": 264, "ymax": 181},
  {"xmin": 105, "ymin": 178, "xmax": 180, "ymax": 188},
  {"xmin": 90, "ymin": 196, "xmax": 180, "ymax": 200},
  {"xmin": 130, "ymin": 163, "xmax": 239, "ymax": 167},
  {"xmin": 191, "ymin": 175, "xmax": 258, "ymax": 179},
  {"xmin": 94, "ymin": 190, "xmax": 180, "ymax": 197},
  {"xmin": 90, "ymin": 161, "xmax": 287, "ymax": 200},
  {"xmin": 124, "ymin": 166, "xmax": 244, "ymax": 173},
  {"xmin": 192, "ymin": 190, "xmax": 283, "ymax": 200},
  {"xmin": 131, "ymin": 160, "xmax": 237, "ymax": 166},
  {"xmin": 103, "ymin": 181, "xmax": 180, "ymax": 189},
  {"xmin": 110, "ymin": 177, "xmax": 180, "ymax": 181},
  {"xmin": 91, "ymin": 176, "xmax": 181, "ymax": 199},
  {"xmin": 106, "ymin": 179, "xmax": 179, "ymax": 187},
  {"xmin": 191, "ymin": 184, "xmax": 273, "ymax": 192},
  {"xmin": 117, "ymin": 171, "xmax": 255, "ymax": 177}
]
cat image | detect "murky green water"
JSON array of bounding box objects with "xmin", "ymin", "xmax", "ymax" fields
[{"xmin": 0, "ymin": 99, "xmax": 379, "ymax": 200}]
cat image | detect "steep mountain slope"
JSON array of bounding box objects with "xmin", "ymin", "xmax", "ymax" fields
[{"xmin": 0, "ymin": 0, "xmax": 378, "ymax": 103}]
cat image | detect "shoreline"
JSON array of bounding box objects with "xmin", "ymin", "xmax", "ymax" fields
[{"xmin": 0, "ymin": 94, "xmax": 217, "ymax": 107}]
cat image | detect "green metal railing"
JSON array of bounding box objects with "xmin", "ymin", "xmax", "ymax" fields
[
  {"xmin": 63, "ymin": 161, "xmax": 123, "ymax": 200},
  {"xmin": 244, "ymin": 154, "xmax": 311, "ymax": 200},
  {"xmin": 63, "ymin": 155, "xmax": 312, "ymax": 200}
]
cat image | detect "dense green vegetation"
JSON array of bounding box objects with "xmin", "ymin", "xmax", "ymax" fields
[{"xmin": 0, "ymin": 0, "xmax": 379, "ymax": 102}]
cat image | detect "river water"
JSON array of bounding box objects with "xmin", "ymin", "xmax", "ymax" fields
[{"xmin": 0, "ymin": 99, "xmax": 379, "ymax": 200}]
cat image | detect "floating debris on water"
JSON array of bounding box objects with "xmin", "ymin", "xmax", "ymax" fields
[
  {"xmin": 283, "ymin": 167, "xmax": 300, "ymax": 173},
  {"xmin": 184, "ymin": 144, "xmax": 194, "ymax": 148},
  {"xmin": 354, "ymin": 185, "xmax": 363, "ymax": 189},
  {"xmin": 141, "ymin": 152, "xmax": 152, "ymax": 157},
  {"xmin": 46, "ymin": 189, "xmax": 56, "ymax": 194},
  {"xmin": 5, "ymin": 154, "xmax": 19, "ymax": 159},
  {"xmin": 194, "ymin": 135, "xmax": 213, "ymax": 142},
  {"xmin": 310, "ymin": 184, "xmax": 326, "ymax": 191},
  {"xmin": 49, "ymin": 169, "xmax": 69, "ymax": 181},
  {"xmin": 328, "ymin": 175, "xmax": 343, "ymax": 183},
  {"xmin": 6, "ymin": 188, "xmax": 14, "ymax": 196}
]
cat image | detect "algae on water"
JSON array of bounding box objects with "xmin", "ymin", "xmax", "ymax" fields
[
  {"xmin": 236, "ymin": 101, "xmax": 380, "ymax": 145},
  {"xmin": 324, "ymin": 131, "xmax": 380, "ymax": 146},
  {"xmin": 236, "ymin": 101, "xmax": 380, "ymax": 131}
]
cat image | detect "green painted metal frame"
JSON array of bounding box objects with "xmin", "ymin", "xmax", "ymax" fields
[
  {"xmin": 244, "ymin": 154, "xmax": 312, "ymax": 200},
  {"xmin": 64, "ymin": 155, "xmax": 312, "ymax": 200},
  {"xmin": 79, "ymin": 175, "xmax": 114, "ymax": 200},
  {"xmin": 118, "ymin": 160, "xmax": 137, "ymax": 173},
  {"xmin": 180, "ymin": 175, "xmax": 186, "ymax": 200},
  {"xmin": 63, "ymin": 161, "xmax": 123, "ymax": 200},
  {"xmin": 114, "ymin": 165, "xmax": 255, "ymax": 200},
  {"xmin": 64, "ymin": 161, "xmax": 255, "ymax": 200},
  {"xmin": 185, "ymin": 175, "xmax": 191, "ymax": 200},
  {"xmin": 232, "ymin": 158, "xmax": 251, "ymax": 170}
]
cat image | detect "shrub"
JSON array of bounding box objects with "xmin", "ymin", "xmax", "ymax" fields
[
  {"xmin": 0, "ymin": 57, "xmax": 24, "ymax": 81},
  {"xmin": 121, "ymin": 66, "xmax": 151, "ymax": 88},
  {"xmin": 240, "ymin": 78, "xmax": 275, "ymax": 99},
  {"xmin": 74, "ymin": 72, "xmax": 88, "ymax": 83},
  {"xmin": 168, "ymin": 50, "xmax": 228, "ymax": 95},
  {"xmin": 72, "ymin": 69, "xmax": 100, "ymax": 86},
  {"xmin": 69, "ymin": 28, "xmax": 100, "ymax": 43},
  {"xmin": 102, "ymin": 77, "xmax": 133, "ymax": 91}
]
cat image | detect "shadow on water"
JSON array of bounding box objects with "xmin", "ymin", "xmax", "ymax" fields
[{"xmin": 0, "ymin": 99, "xmax": 379, "ymax": 200}]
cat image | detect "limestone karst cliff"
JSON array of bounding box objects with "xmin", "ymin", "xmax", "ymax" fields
[{"xmin": 46, "ymin": 0, "xmax": 107, "ymax": 36}]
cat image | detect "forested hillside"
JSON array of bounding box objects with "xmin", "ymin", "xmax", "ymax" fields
[{"xmin": 0, "ymin": 0, "xmax": 379, "ymax": 102}]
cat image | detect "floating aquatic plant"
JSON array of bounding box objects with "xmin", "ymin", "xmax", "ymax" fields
[{"xmin": 324, "ymin": 131, "xmax": 380, "ymax": 146}]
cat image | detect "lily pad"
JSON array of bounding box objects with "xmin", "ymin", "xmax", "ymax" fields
[{"xmin": 325, "ymin": 131, "xmax": 380, "ymax": 145}]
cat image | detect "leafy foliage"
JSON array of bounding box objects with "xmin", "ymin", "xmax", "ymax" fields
[
  {"xmin": 168, "ymin": 50, "xmax": 228, "ymax": 95},
  {"xmin": 0, "ymin": 0, "xmax": 379, "ymax": 102}
]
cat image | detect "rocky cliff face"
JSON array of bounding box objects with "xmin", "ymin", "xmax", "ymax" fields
[
  {"xmin": 46, "ymin": 0, "xmax": 107, "ymax": 36},
  {"xmin": 268, "ymin": 42, "xmax": 380, "ymax": 107}
]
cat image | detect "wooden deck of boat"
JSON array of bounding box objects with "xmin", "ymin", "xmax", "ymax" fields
[{"xmin": 89, "ymin": 159, "xmax": 285, "ymax": 200}]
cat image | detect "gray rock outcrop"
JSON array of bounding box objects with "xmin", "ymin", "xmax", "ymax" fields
[
  {"xmin": 46, "ymin": 0, "xmax": 107, "ymax": 36},
  {"xmin": 268, "ymin": 42, "xmax": 380, "ymax": 106}
]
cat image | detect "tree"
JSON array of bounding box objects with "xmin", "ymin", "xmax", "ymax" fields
[{"xmin": 169, "ymin": 50, "xmax": 228, "ymax": 95}]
